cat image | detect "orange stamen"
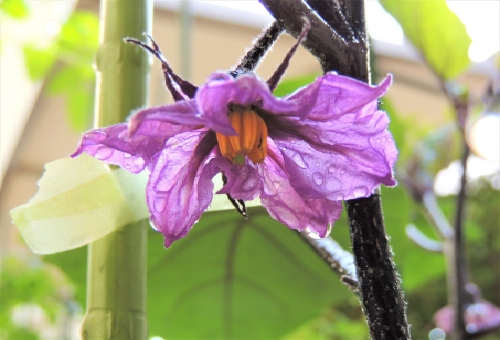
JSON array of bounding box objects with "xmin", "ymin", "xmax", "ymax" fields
[{"xmin": 215, "ymin": 106, "xmax": 268, "ymax": 165}]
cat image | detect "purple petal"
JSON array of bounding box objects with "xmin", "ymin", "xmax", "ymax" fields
[
  {"xmin": 275, "ymin": 108, "xmax": 397, "ymax": 201},
  {"xmin": 147, "ymin": 131, "xmax": 217, "ymax": 248},
  {"xmin": 258, "ymin": 140, "xmax": 342, "ymax": 237},
  {"xmin": 196, "ymin": 72, "xmax": 317, "ymax": 133},
  {"xmin": 128, "ymin": 100, "xmax": 201, "ymax": 136},
  {"xmin": 206, "ymin": 152, "xmax": 260, "ymax": 201},
  {"xmin": 72, "ymin": 123, "xmax": 174, "ymax": 173},
  {"xmin": 285, "ymin": 73, "xmax": 392, "ymax": 121},
  {"xmin": 127, "ymin": 99, "xmax": 236, "ymax": 137}
]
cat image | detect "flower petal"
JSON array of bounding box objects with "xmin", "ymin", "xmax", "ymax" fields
[
  {"xmin": 206, "ymin": 153, "xmax": 260, "ymax": 201},
  {"xmin": 72, "ymin": 123, "xmax": 172, "ymax": 173},
  {"xmin": 128, "ymin": 99, "xmax": 233, "ymax": 137},
  {"xmin": 196, "ymin": 72, "xmax": 316, "ymax": 133},
  {"xmin": 147, "ymin": 131, "xmax": 217, "ymax": 247},
  {"xmin": 274, "ymin": 109, "xmax": 397, "ymax": 201},
  {"xmin": 258, "ymin": 140, "xmax": 342, "ymax": 237},
  {"xmin": 285, "ymin": 73, "xmax": 392, "ymax": 121}
]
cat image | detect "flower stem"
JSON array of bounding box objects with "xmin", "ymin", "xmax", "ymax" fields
[
  {"xmin": 260, "ymin": 1, "xmax": 410, "ymax": 338},
  {"xmin": 297, "ymin": 231, "xmax": 359, "ymax": 291},
  {"xmin": 81, "ymin": 0, "xmax": 152, "ymax": 339}
]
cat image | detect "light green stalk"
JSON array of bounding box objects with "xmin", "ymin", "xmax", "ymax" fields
[{"xmin": 81, "ymin": 0, "xmax": 152, "ymax": 339}]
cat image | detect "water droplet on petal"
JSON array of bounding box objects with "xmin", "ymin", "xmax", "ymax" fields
[
  {"xmin": 149, "ymin": 217, "xmax": 160, "ymax": 231},
  {"xmin": 291, "ymin": 152, "xmax": 307, "ymax": 169},
  {"xmin": 316, "ymin": 162, "xmax": 320, "ymax": 167},
  {"xmin": 312, "ymin": 172, "xmax": 323, "ymax": 186},
  {"xmin": 376, "ymin": 138, "xmax": 381, "ymax": 143},
  {"xmin": 95, "ymin": 147, "xmax": 112, "ymax": 160},
  {"xmin": 325, "ymin": 223, "xmax": 333, "ymax": 237},
  {"xmin": 305, "ymin": 227, "xmax": 321, "ymax": 239},
  {"xmin": 382, "ymin": 137, "xmax": 387, "ymax": 142},
  {"xmin": 328, "ymin": 165, "xmax": 335, "ymax": 173},
  {"xmin": 340, "ymin": 170, "xmax": 344, "ymax": 174},
  {"xmin": 353, "ymin": 186, "xmax": 368, "ymax": 197}
]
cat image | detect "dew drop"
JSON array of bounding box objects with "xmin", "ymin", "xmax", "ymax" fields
[
  {"xmin": 340, "ymin": 170, "xmax": 344, "ymax": 174},
  {"xmin": 353, "ymin": 186, "xmax": 368, "ymax": 197},
  {"xmin": 291, "ymin": 153, "xmax": 307, "ymax": 169},
  {"xmin": 382, "ymin": 137, "xmax": 387, "ymax": 142},
  {"xmin": 328, "ymin": 165, "xmax": 335, "ymax": 173},
  {"xmin": 316, "ymin": 162, "xmax": 320, "ymax": 167},
  {"xmin": 305, "ymin": 227, "xmax": 321, "ymax": 239},
  {"xmin": 376, "ymin": 138, "xmax": 381, "ymax": 143},
  {"xmin": 125, "ymin": 164, "xmax": 131, "ymax": 169},
  {"xmin": 312, "ymin": 172, "xmax": 323, "ymax": 186},
  {"xmin": 94, "ymin": 147, "xmax": 112, "ymax": 160}
]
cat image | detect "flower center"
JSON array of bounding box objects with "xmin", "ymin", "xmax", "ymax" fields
[{"xmin": 215, "ymin": 105, "xmax": 268, "ymax": 165}]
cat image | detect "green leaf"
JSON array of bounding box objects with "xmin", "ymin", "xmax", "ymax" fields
[
  {"xmin": 47, "ymin": 66, "xmax": 94, "ymax": 95},
  {"xmin": 10, "ymin": 155, "xmax": 149, "ymax": 254},
  {"xmin": 0, "ymin": 0, "xmax": 29, "ymax": 19},
  {"xmin": 66, "ymin": 87, "xmax": 93, "ymax": 131},
  {"xmin": 23, "ymin": 45, "xmax": 56, "ymax": 80},
  {"xmin": 10, "ymin": 155, "xmax": 261, "ymax": 254},
  {"xmin": 46, "ymin": 209, "xmax": 353, "ymax": 339},
  {"xmin": 58, "ymin": 12, "xmax": 99, "ymax": 56},
  {"xmin": 380, "ymin": 0, "xmax": 471, "ymax": 79}
]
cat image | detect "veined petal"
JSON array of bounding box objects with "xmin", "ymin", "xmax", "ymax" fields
[
  {"xmin": 128, "ymin": 99, "xmax": 233, "ymax": 137},
  {"xmin": 258, "ymin": 140, "xmax": 342, "ymax": 237},
  {"xmin": 147, "ymin": 131, "xmax": 217, "ymax": 248},
  {"xmin": 275, "ymin": 109, "xmax": 397, "ymax": 201},
  {"xmin": 206, "ymin": 152, "xmax": 260, "ymax": 201},
  {"xmin": 285, "ymin": 73, "xmax": 392, "ymax": 121},
  {"xmin": 71, "ymin": 123, "xmax": 172, "ymax": 173},
  {"xmin": 196, "ymin": 73, "xmax": 317, "ymax": 134}
]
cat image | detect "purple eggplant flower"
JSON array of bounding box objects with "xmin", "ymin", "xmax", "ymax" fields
[{"xmin": 72, "ymin": 70, "xmax": 396, "ymax": 247}]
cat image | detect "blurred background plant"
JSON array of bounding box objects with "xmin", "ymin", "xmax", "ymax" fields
[{"xmin": 1, "ymin": 0, "xmax": 499, "ymax": 339}]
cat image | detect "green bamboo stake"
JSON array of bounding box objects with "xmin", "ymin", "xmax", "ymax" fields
[{"xmin": 81, "ymin": 0, "xmax": 152, "ymax": 339}]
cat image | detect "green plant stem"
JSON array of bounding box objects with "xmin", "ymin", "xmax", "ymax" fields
[{"xmin": 81, "ymin": 0, "xmax": 152, "ymax": 339}]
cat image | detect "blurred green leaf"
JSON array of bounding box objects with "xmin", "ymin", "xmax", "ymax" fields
[
  {"xmin": 23, "ymin": 45, "xmax": 56, "ymax": 80},
  {"xmin": 283, "ymin": 308, "xmax": 368, "ymax": 340},
  {"xmin": 381, "ymin": 0, "xmax": 471, "ymax": 79},
  {"xmin": 67, "ymin": 87, "xmax": 93, "ymax": 131},
  {"xmin": 0, "ymin": 256, "xmax": 66, "ymax": 339},
  {"xmin": 0, "ymin": 0, "xmax": 29, "ymax": 19},
  {"xmin": 47, "ymin": 66, "xmax": 93, "ymax": 94},
  {"xmin": 274, "ymin": 74, "xmax": 320, "ymax": 97},
  {"xmin": 46, "ymin": 208, "xmax": 353, "ymax": 339},
  {"xmin": 58, "ymin": 12, "xmax": 99, "ymax": 58},
  {"xmin": 20, "ymin": 11, "xmax": 98, "ymax": 131}
]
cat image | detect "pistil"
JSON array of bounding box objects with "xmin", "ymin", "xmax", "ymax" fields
[{"xmin": 216, "ymin": 106, "xmax": 268, "ymax": 165}]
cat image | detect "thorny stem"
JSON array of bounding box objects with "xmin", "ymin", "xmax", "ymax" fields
[
  {"xmin": 260, "ymin": 1, "xmax": 410, "ymax": 339},
  {"xmin": 438, "ymin": 77, "xmax": 470, "ymax": 340},
  {"xmin": 453, "ymin": 139, "xmax": 470, "ymax": 340},
  {"xmin": 232, "ymin": 20, "xmax": 284, "ymax": 75},
  {"xmin": 259, "ymin": 0, "xmax": 352, "ymax": 74},
  {"xmin": 267, "ymin": 18, "xmax": 310, "ymax": 92}
]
